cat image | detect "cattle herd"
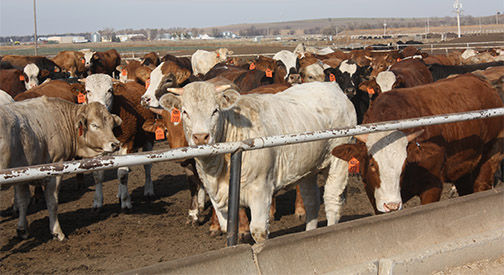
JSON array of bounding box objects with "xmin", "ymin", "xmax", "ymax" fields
[{"xmin": 0, "ymin": 43, "xmax": 503, "ymax": 246}]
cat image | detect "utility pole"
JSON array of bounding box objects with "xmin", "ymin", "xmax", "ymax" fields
[
  {"xmin": 497, "ymin": 12, "xmax": 501, "ymax": 24},
  {"xmin": 454, "ymin": 0, "xmax": 462, "ymax": 38},
  {"xmin": 33, "ymin": 0, "xmax": 38, "ymax": 55},
  {"xmin": 383, "ymin": 21, "xmax": 387, "ymax": 36}
]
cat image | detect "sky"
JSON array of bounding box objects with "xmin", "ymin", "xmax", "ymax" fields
[{"xmin": 1, "ymin": 0, "xmax": 503, "ymax": 36}]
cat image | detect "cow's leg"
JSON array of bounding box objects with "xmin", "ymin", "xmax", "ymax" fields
[
  {"xmin": 209, "ymin": 207, "xmax": 222, "ymax": 236},
  {"xmin": 474, "ymin": 153, "xmax": 504, "ymax": 192},
  {"xmin": 142, "ymin": 141, "xmax": 155, "ymax": 199},
  {"xmin": 15, "ymin": 183, "xmax": 31, "ymax": 239},
  {"xmin": 92, "ymin": 170, "xmax": 105, "ymax": 209},
  {"xmin": 212, "ymin": 204, "xmax": 228, "ymax": 234},
  {"xmin": 297, "ymin": 173, "xmax": 320, "ymax": 231},
  {"xmin": 248, "ymin": 188, "xmax": 272, "ymax": 243},
  {"xmin": 294, "ymin": 184, "xmax": 306, "ymax": 220},
  {"xmin": 197, "ymin": 187, "xmax": 206, "ymax": 214},
  {"xmin": 238, "ymin": 208, "xmax": 250, "ymax": 241},
  {"xmin": 185, "ymin": 160, "xmax": 202, "ymax": 225},
  {"xmin": 323, "ymin": 158, "xmax": 348, "ymax": 226},
  {"xmin": 44, "ymin": 176, "xmax": 65, "ymax": 241},
  {"xmin": 117, "ymin": 167, "xmax": 133, "ymax": 210}
]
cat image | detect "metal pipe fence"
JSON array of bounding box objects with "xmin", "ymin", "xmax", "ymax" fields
[{"xmin": 1, "ymin": 107, "xmax": 503, "ymax": 245}]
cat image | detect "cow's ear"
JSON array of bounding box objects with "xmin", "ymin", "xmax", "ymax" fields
[
  {"xmin": 75, "ymin": 112, "xmax": 88, "ymax": 135},
  {"xmin": 217, "ymin": 89, "xmax": 240, "ymax": 110},
  {"xmin": 175, "ymin": 68, "xmax": 191, "ymax": 85},
  {"xmin": 331, "ymin": 143, "xmax": 368, "ymax": 162},
  {"xmin": 142, "ymin": 119, "xmax": 157, "ymax": 133},
  {"xmin": 93, "ymin": 54, "xmax": 99, "ymax": 60},
  {"xmin": 39, "ymin": 69, "xmax": 50, "ymax": 79},
  {"xmin": 111, "ymin": 114, "xmax": 122, "ymax": 127},
  {"xmin": 159, "ymin": 93, "xmax": 181, "ymax": 111},
  {"xmin": 393, "ymin": 75, "xmax": 404, "ymax": 88}
]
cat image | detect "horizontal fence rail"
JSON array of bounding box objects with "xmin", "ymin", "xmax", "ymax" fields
[{"xmin": 1, "ymin": 107, "xmax": 503, "ymax": 188}]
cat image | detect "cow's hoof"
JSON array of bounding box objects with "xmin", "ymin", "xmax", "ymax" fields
[
  {"xmin": 186, "ymin": 217, "xmax": 199, "ymax": 227},
  {"xmin": 295, "ymin": 210, "xmax": 306, "ymax": 221},
  {"xmin": 52, "ymin": 233, "xmax": 67, "ymax": 241},
  {"xmin": 91, "ymin": 207, "xmax": 102, "ymax": 214},
  {"xmin": 16, "ymin": 229, "xmax": 29, "ymax": 240},
  {"xmin": 238, "ymin": 232, "xmax": 251, "ymax": 243}
]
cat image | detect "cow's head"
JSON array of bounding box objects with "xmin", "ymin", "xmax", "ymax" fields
[
  {"xmin": 332, "ymin": 130, "xmax": 424, "ymax": 213},
  {"xmin": 82, "ymin": 51, "xmax": 95, "ymax": 68},
  {"xmin": 141, "ymin": 61, "xmax": 191, "ymax": 108},
  {"xmin": 332, "ymin": 60, "xmax": 372, "ymax": 98},
  {"xmin": 75, "ymin": 102, "xmax": 121, "ymax": 158},
  {"xmin": 370, "ymin": 55, "xmax": 396, "ymax": 78},
  {"xmin": 142, "ymin": 110, "xmax": 187, "ymax": 149},
  {"xmin": 80, "ymin": 74, "xmax": 115, "ymax": 111},
  {"xmin": 158, "ymin": 82, "xmax": 239, "ymax": 146},
  {"xmin": 376, "ymin": 71, "xmax": 400, "ymax": 93},
  {"xmin": 300, "ymin": 62, "xmax": 326, "ymax": 83},
  {"xmin": 216, "ymin": 48, "xmax": 233, "ymax": 62}
]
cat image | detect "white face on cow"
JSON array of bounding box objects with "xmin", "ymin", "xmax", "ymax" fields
[
  {"xmin": 23, "ymin": 64, "xmax": 40, "ymax": 90},
  {"xmin": 141, "ymin": 62, "xmax": 164, "ymax": 108},
  {"xmin": 158, "ymin": 82, "xmax": 240, "ymax": 146},
  {"xmin": 300, "ymin": 63, "xmax": 325, "ymax": 83},
  {"xmin": 83, "ymin": 51, "xmax": 95, "ymax": 68},
  {"xmin": 216, "ymin": 48, "xmax": 232, "ymax": 62},
  {"xmin": 376, "ymin": 71, "xmax": 397, "ymax": 92},
  {"xmin": 364, "ymin": 131, "xmax": 408, "ymax": 213},
  {"xmin": 84, "ymin": 74, "xmax": 114, "ymax": 111}
]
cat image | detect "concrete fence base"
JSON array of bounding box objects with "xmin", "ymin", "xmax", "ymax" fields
[{"xmin": 122, "ymin": 187, "xmax": 504, "ymax": 275}]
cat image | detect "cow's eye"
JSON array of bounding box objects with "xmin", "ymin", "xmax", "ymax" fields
[
  {"xmin": 182, "ymin": 110, "xmax": 189, "ymax": 119},
  {"xmin": 91, "ymin": 123, "xmax": 99, "ymax": 129}
]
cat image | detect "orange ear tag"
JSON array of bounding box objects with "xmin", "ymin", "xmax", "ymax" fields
[
  {"xmin": 170, "ymin": 108, "xmax": 181, "ymax": 123},
  {"xmin": 216, "ymin": 53, "xmax": 220, "ymax": 58},
  {"xmin": 155, "ymin": 127, "xmax": 165, "ymax": 140},
  {"xmin": 81, "ymin": 59, "xmax": 85, "ymax": 64},
  {"xmin": 78, "ymin": 125, "xmax": 84, "ymax": 136},
  {"xmin": 121, "ymin": 69, "xmax": 127, "ymax": 76},
  {"xmin": 367, "ymin": 87, "xmax": 375, "ymax": 95},
  {"xmin": 265, "ymin": 69, "xmax": 273, "ymax": 78},
  {"xmin": 19, "ymin": 75, "xmax": 25, "ymax": 81},
  {"xmin": 329, "ymin": 73, "xmax": 336, "ymax": 82},
  {"xmin": 54, "ymin": 68, "xmax": 58, "ymax": 72},
  {"xmin": 249, "ymin": 63, "xmax": 256, "ymax": 70},
  {"xmin": 348, "ymin": 157, "xmax": 360, "ymax": 174},
  {"xmin": 77, "ymin": 92, "xmax": 86, "ymax": 104},
  {"xmin": 145, "ymin": 79, "xmax": 150, "ymax": 89},
  {"xmin": 396, "ymin": 58, "xmax": 402, "ymax": 62}
]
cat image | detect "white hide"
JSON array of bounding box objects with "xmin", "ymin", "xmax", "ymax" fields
[
  {"xmin": 160, "ymin": 81, "xmax": 356, "ymax": 242},
  {"xmin": 364, "ymin": 131, "xmax": 407, "ymax": 213},
  {"xmin": 84, "ymin": 74, "xmax": 114, "ymax": 111},
  {"xmin": 191, "ymin": 48, "xmax": 231, "ymax": 76},
  {"xmin": 141, "ymin": 62, "xmax": 165, "ymax": 108},
  {"xmin": 273, "ymin": 50, "xmax": 298, "ymax": 79},
  {"xmin": 300, "ymin": 63, "xmax": 326, "ymax": 83},
  {"xmin": 0, "ymin": 89, "xmax": 14, "ymax": 104},
  {"xmin": 376, "ymin": 71, "xmax": 397, "ymax": 92},
  {"xmin": 461, "ymin": 49, "xmax": 478, "ymax": 60},
  {"xmin": 23, "ymin": 64, "xmax": 40, "ymax": 90},
  {"xmin": 338, "ymin": 60, "xmax": 357, "ymax": 77}
]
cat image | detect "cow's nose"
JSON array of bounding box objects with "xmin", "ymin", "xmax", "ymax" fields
[
  {"xmin": 110, "ymin": 141, "xmax": 120, "ymax": 151},
  {"xmin": 192, "ymin": 133, "xmax": 209, "ymax": 145},
  {"xmin": 141, "ymin": 96, "xmax": 150, "ymax": 107},
  {"xmin": 383, "ymin": 202, "xmax": 402, "ymax": 212}
]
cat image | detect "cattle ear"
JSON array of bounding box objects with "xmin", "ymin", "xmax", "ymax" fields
[
  {"xmin": 111, "ymin": 114, "xmax": 122, "ymax": 127},
  {"xmin": 93, "ymin": 54, "xmax": 99, "ymax": 60},
  {"xmin": 75, "ymin": 112, "xmax": 88, "ymax": 136},
  {"xmin": 159, "ymin": 93, "xmax": 181, "ymax": 111},
  {"xmin": 331, "ymin": 143, "xmax": 368, "ymax": 162},
  {"xmin": 142, "ymin": 119, "xmax": 157, "ymax": 133},
  {"xmin": 40, "ymin": 69, "xmax": 50, "ymax": 79},
  {"xmin": 175, "ymin": 68, "xmax": 191, "ymax": 85},
  {"xmin": 217, "ymin": 89, "xmax": 240, "ymax": 110},
  {"xmin": 393, "ymin": 75, "xmax": 404, "ymax": 88}
]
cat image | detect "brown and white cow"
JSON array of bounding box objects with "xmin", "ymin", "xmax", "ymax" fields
[
  {"xmin": 52, "ymin": 51, "xmax": 87, "ymax": 78},
  {"xmin": 1, "ymin": 55, "xmax": 66, "ymax": 90},
  {"xmin": 332, "ymin": 74, "xmax": 504, "ymax": 213},
  {"xmin": 0, "ymin": 97, "xmax": 121, "ymax": 240},
  {"xmin": 374, "ymin": 59, "xmax": 433, "ymax": 93},
  {"xmin": 90, "ymin": 49, "xmax": 121, "ymax": 77},
  {"xmin": 0, "ymin": 68, "xmax": 26, "ymax": 97}
]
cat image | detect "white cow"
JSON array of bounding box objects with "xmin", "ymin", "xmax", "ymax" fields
[
  {"xmin": 294, "ymin": 43, "xmax": 334, "ymax": 58},
  {"xmin": 0, "ymin": 97, "xmax": 121, "ymax": 240},
  {"xmin": 0, "ymin": 89, "xmax": 14, "ymax": 104},
  {"xmin": 80, "ymin": 74, "xmax": 155, "ymax": 210},
  {"xmin": 23, "ymin": 63, "xmax": 42, "ymax": 90},
  {"xmin": 156, "ymin": 81, "xmax": 356, "ymax": 243},
  {"xmin": 191, "ymin": 48, "xmax": 233, "ymax": 76}
]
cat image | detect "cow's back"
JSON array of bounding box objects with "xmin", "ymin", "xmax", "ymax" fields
[{"xmin": 365, "ymin": 74, "xmax": 504, "ymax": 180}]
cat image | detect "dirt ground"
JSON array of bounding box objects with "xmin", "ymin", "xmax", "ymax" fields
[{"xmin": 0, "ymin": 139, "xmax": 460, "ymax": 274}]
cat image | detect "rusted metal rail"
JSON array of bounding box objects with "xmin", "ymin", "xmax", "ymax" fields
[{"xmin": 1, "ymin": 107, "xmax": 503, "ymax": 187}]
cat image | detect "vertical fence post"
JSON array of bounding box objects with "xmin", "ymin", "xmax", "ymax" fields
[{"xmin": 226, "ymin": 149, "xmax": 243, "ymax": 246}]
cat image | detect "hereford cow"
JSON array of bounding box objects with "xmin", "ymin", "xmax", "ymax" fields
[
  {"xmin": 191, "ymin": 48, "xmax": 233, "ymax": 76},
  {"xmin": 0, "ymin": 97, "xmax": 121, "ymax": 240},
  {"xmin": 332, "ymin": 74, "xmax": 504, "ymax": 213},
  {"xmin": 374, "ymin": 59, "xmax": 433, "ymax": 93},
  {"xmin": 0, "ymin": 55, "xmax": 65, "ymax": 89},
  {"xmin": 116, "ymin": 60, "xmax": 153, "ymax": 85},
  {"xmin": 0, "ymin": 69, "xmax": 26, "ymax": 97},
  {"xmin": 273, "ymin": 50, "xmax": 299, "ymax": 80},
  {"xmin": 90, "ymin": 49, "xmax": 121, "ymax": 77},
  {"xmin": 154, "ymin": 81, "xmax": 356, "ymax": 243},
  {"xmin": 81, "ymin": 74, "xmax": 155, "ymax": 209},
  {"xmin": 141, "ymin": 52, "xmax": 160, "ymax": 67}
]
